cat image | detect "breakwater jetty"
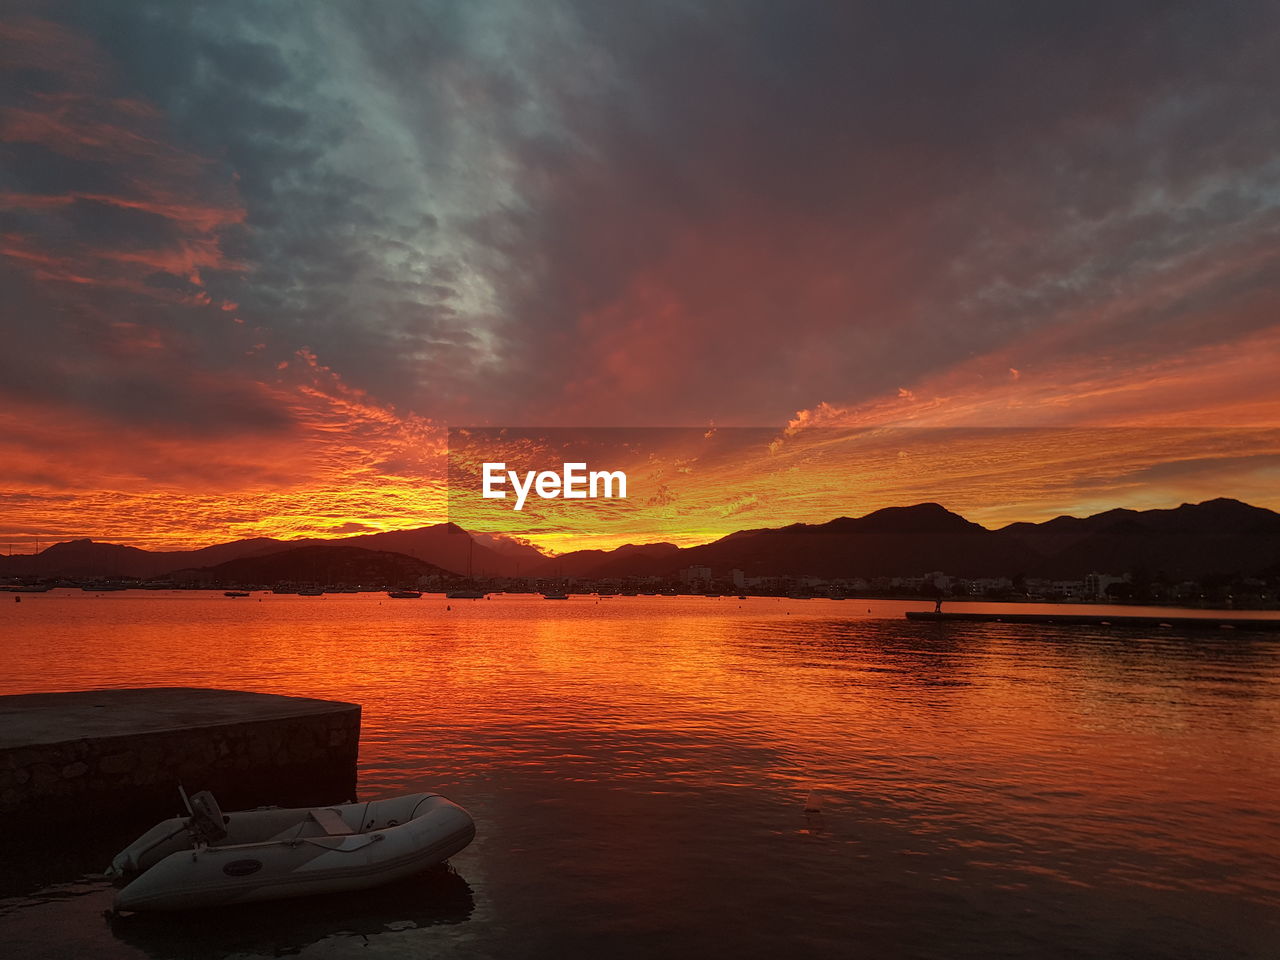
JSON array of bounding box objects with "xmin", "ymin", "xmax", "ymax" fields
[
  {"xmin": 906, "ymin": 611, "xmax": 1280, "ymax": 632},
  {"xmin": 0, "ymin": 688, "xmax": 360, "ymax": 825}
]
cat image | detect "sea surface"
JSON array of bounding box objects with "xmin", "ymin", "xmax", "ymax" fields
[{"xmin": 2, "ymin": 591, "xmax": 1279, "ymax": 959}]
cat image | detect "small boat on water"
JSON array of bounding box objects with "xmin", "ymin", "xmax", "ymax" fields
[
  {"xmin": 108, "ymin": 790, "xmax": 475, "ymax": 912},
  {"xmin": 541, "ymin": 591, "xmax": 569, "ymax": 600},
  {"xmin": 445, "ymin": 589, "xmax": 485, "ymax": 599},
  {"xmin": 387, "ymin": 589, "xmax": 422, "ymax": 599},
  {"xmin": 296, "ymin": 587, "xmax": 324, "ymax": 596},
  {"xmin": 224, "ymin": 591, "xmax": 250, "ymax": 598}
]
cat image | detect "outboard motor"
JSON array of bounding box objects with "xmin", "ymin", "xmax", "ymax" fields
[
  {"xmin": 187, "ymin": 790, "xmax": 228, "ymax": 845},
  {"xmin": 106, "ymin": 785, "xmax": 226, "ymax": 878}
]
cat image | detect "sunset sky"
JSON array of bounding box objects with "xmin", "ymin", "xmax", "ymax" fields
[{"xmin": 2, "ymin": 1, "xmax": 1279, "ymax": 553}]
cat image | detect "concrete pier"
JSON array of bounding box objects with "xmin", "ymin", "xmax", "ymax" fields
[
  {"xmin": 906, "ymin": 611, "xmax": 1280, "ymax": 631},
  {"xmin": 0, "ymin": 688, "xmax": 360, "ymax": 825}
]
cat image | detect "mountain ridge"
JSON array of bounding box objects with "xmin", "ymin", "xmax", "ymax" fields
[{"xmin": 3, "ymin": 498, "xmax": 1278, "ymax": 582}]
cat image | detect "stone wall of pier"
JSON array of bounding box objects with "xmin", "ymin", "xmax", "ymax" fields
[{"xmin": 0, "ymin": 707, "xmax": 360, "ymax": 824}]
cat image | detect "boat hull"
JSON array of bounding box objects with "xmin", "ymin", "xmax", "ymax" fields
[{"xmin": 113, "ymin": 793, "xmax": 474, "ymax": 912}]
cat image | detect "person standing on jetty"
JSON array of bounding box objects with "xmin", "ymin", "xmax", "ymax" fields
[{"xmin": 934, "ymin": 597, "xmax": 943, "ymax": 613}]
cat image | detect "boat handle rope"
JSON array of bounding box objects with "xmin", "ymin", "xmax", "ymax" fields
[
  {"xmin": 296, "ymin": 833, "xmax": 385, "ymax": 851},
  {"xmin": 409, "ymin": 794, "xmax": 439, "ymax": 820}
]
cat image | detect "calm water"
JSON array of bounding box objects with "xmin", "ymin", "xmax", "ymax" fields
[{"xmin": 2, "ymin": 592, "xmax": 1279, "ymax": 959}]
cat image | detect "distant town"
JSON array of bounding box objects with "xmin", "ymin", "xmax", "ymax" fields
[{"xmin": 4, "ymin": 563, "xmax": 1277, "ymax": 609}]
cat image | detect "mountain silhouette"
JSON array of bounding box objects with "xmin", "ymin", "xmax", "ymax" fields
[
  {"xmin": 998, "ymin": 498, "xmax": 1280, "ymax": 578},
  {"xmin": 0, "ymin": 523, "xmax": 535, "ymax": 579},
  {"xmin": 3, "ymin": 499, "xmax": 1278, "ymax": 582},
  {"xmin": 528, "ymin": 500, "xmax": 1280, "ymax": 580},
  {"xmin": 669, "ymin": 503, "xmax": 1035, "ymax": 579},
  {"xmin": 534, "ymin": 542, "xmax": 682, "ymax": 579},
  {"xmin": 169, "ymin": 545, "xmax": 450, "ymax": 587}
]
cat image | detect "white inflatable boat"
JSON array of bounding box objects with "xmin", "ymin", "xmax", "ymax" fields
[{"xmin": 107, "ymin": 790, "xmax": 475, "ymax": 912}]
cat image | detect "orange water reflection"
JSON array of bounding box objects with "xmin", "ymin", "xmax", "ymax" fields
[{"xmin": 3, "ymin": 593, "xmax": 1279, "ymax": 957}]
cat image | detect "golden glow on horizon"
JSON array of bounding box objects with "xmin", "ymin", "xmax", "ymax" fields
[
  {"xmin": 3, "ymin": 364, "xmax": 1280, "ymax": 555},
  {"xmin": 11, "ymin": 418, "xmax": 1271, "ymax": 556}
]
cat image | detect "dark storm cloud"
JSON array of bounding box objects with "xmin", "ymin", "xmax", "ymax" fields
[
  {"xmin": 2, "ymin": 0, "xmax": 1279, "ymax": 432},
  {"xmin": 477, "ymin": 0, "xmax": 1280, "ymax": 422},
  {"xmin": 41, "ymin": 0, "xmax": 498, "ymax": 412}
]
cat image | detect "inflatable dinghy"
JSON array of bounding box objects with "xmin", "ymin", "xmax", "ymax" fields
[{"xmin": 108, "ymin": 790, "xmax": 475, "ymax": 912}]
